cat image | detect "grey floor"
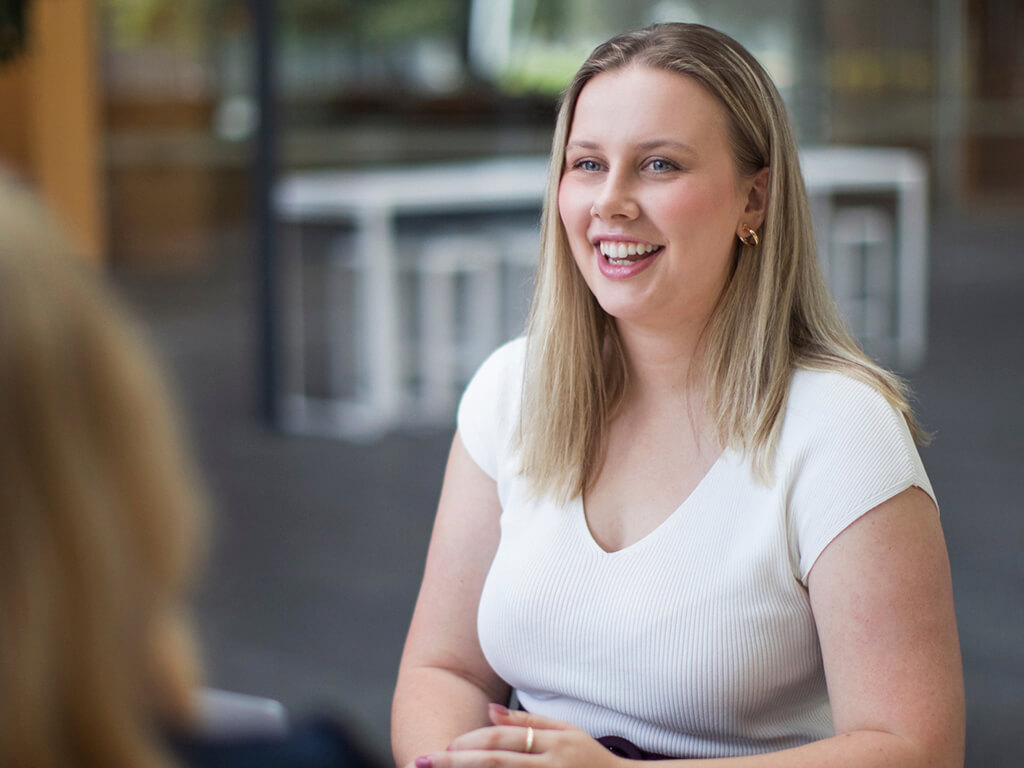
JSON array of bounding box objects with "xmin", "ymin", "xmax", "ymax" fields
[{"xmin": 115, "ymin": 209, "xmax": 1023, "ymax": 767}]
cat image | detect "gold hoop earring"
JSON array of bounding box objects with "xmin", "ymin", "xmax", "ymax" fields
[{"xmin": 738, "ymin": 226, "xmax": 759, "ymax": 247}]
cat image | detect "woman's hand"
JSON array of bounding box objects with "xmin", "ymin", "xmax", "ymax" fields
[{"xmin": 412, "ymin": 704, "xmax": 625, "ymax": 768}]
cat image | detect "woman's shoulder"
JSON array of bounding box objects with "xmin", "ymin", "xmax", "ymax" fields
[
  {"xmin": 785, "ymin": 367, "xmax": 906, "ymax": 432},
  {"xmin": 460, "ymin": 336, "xmax": 528, "ymax": 414},
  {"xmin": 457, "ymin": 336, "xmax": 528, "ymax": 479},
  {"xmin": 777, "ymin": 365, "xmax": 919, "ymax": 471},
  {"xmin": 778, "ymin": 369, "xmax": 934, "ymax": 583},
  {"xmin": 479, "ymin": 335, "xmax": 528, "ymax": 378}
]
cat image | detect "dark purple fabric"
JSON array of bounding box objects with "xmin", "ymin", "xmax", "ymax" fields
[{"xmin": 596, "ymin": 735, "xmax": 676, "ymax": 761}]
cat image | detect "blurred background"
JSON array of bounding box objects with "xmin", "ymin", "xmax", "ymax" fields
[{"xmin": 1, "ymin": 0, "xmax": 1021, "ymax": 766}]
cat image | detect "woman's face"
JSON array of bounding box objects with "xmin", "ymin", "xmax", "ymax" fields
[{"xmin": 558, "ymin": 65, "xmax": 759, "ymax": 333}]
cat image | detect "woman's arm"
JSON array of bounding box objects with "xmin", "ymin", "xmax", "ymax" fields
[
  {"xmin": 799, "ymin": 484, "xmax": 965, "ymax": 767},
  {"xmin": 391, "ymin": 432, "xmax": 511, "ymax": 768},
  {"xmin": 420, "ymin": 486, "xmax": 964, "ymax": 768}
]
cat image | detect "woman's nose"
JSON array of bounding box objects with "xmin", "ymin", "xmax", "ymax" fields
[{"xmin": 590, "ymin": 170, "xmax": 639, "ymax": 220}]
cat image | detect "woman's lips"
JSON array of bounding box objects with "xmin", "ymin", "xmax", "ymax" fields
[{"xmin": 595, "ymin": 240, "xmax": 663, "ymax": 279}]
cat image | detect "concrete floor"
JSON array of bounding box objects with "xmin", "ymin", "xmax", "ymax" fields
[{"xmin": 115, "ymin": 209, "xmax": 1023, "ymax": 767}]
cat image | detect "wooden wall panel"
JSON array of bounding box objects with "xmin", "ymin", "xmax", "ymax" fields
[
  {"xmin": 0, "ymin": 58, "xmax": 32, "ymax": 177},
  {"xmin": 28, "ymin": 0, "xmax": 106, "ymax": 263}
]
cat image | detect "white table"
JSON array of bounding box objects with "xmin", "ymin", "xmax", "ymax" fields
[
  {"xmin": 276, "ymin": 157, "xmax": 553, "ymax": 436},
  {"xmin": 801, "ymin": 147, "xmax": 929, "ymax": 370},
  {"xmin": 276, "ymin": 147, "xmax": 927, "ymax": 438}
]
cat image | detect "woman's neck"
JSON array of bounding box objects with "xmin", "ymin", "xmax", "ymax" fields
[{"xmin": 614, "ymin": 318, "xmax": 707, "ymax": 406}]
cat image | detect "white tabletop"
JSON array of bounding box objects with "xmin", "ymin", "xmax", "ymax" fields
[{"xmin": 276, "ymin": 156, "xmax": 551, "ymax": 220}]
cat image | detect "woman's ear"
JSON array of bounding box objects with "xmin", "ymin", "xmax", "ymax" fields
[{"xmin": 742, "ymin": 166, "xmax": 770, "ymax": 230}]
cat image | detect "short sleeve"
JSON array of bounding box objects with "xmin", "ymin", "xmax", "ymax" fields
[
  {"xmin": 785, "ymin": 371, "xmax": 936, "ymax": 584},
  {"xmin": 456, "ymin": 337, "xmax": 526, "ymax": 480}
]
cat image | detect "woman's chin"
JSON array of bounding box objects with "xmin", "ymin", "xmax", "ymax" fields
[{"xmin": 595, "ymin": 298, "xmax": 655, "ymax": 327}]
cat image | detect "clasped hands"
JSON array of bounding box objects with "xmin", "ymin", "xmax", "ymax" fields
[{"xmin": 413, "ymin": 703, "xmax": 625, "ymax": 768}]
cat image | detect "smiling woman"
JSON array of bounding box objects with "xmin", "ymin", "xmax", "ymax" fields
[
  {"xmin": 392, "ymin": 22, "xmax": 964, "ymax": 768},
  {"xmin": 558, "ymin": 65, "xmax": 765, "ymax": 333}
]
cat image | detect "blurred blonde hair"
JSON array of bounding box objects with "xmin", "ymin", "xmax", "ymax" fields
[
  {"xmin": 519, "ymin": 23, "xmax": 924, "ymax": 501},
  {"xmin": 0, "ymin": 172, "xmax": 205, "ymax": 768}
]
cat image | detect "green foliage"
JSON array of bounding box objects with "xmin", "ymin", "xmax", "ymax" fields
[
  {"xmin": 500, "ymin": 45, "xmax": 587, "ymax": 95},
  {"xmin": 101, "ymin": 0, "xmax": 227, "ymax": 50},
  {"xmin": 99, "ymin": 0, "xmax": 463, "ymax": 51},
  {"xmin": 281, "ymin": 0, "xmax": 463, "ymax": 45},
  {"xmin": 356, "ymin": 0, "xmax": 461, "ymax": 45}
]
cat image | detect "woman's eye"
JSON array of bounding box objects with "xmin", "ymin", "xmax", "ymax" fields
[
  {"xmin": 646, "ymin": 158, "xmax": 676, "ymax": 172},
  {"xmin": 573, "ymin": 159, "xmax": 602, "ymax": 172}
]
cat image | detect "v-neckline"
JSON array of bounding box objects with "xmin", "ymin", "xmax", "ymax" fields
[{"xmin": 576, "ymin": 449, "xmax": 729, "ymax": 555}]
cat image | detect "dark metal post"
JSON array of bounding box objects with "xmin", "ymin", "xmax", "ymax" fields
[{"xmin": 252, "ymin": 0, "xmax": 280, "ymax": 426}]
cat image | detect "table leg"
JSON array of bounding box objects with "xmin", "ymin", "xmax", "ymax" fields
[
  {"xmin": 897, "ymin": 164, "xmax": 929, "ymax": 371},
  {"xmin": 356, "ymin": 207, "xmax": 402, "ymax": 432}
]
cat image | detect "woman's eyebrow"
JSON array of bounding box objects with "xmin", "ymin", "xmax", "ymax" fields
[
  {"xmin": 565, "ymin": 139, "xmax": 697, "ymax": 154},
  {"xmin": 565, "ymin": 140, "xmax": 601, "ymax": 152},
  {"xmin": 635, "ymin": 139, "xmax": 697, "ymax": 154}
]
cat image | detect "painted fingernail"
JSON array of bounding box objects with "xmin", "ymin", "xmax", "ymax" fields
[
  {"xmin": 489, "ymin": 702, "xmax": 510, "ymax": 716},
  {"xmin": 415, "ymin": 757, "xmax": 433, "ymax": 768}
]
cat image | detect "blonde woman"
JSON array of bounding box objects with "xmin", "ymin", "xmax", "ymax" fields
[
  {"xmin": 0, "ymin": 174, "xmax": 378, "ymax": 768},
  {"xmin": 392, "ymin": 23, "xmax": 963, "ymax": 768}
]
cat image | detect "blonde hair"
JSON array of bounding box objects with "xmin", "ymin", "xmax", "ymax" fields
[
  {"xmin": 0, "ymin": 173, "xmax": 205, "ymax": 768},
  {"xmin": 520, "ymin": 23, "xmax": 924, "ymax": 501}
]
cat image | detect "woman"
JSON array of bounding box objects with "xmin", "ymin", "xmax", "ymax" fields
[
  {"xmin": 392, "ymin": 23, "xmax": 963, "ymax": 768},
  {"xmin": 0, "ymin": 173, "xmax": 377, "ymax": 768}
]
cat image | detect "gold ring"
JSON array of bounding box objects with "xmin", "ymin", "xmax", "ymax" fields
[{"xmin": 524, "ymin": 725, "xmax": 535, "ymax": 753}]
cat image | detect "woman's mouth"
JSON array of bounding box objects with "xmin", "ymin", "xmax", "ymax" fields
[
  {"xmin": 593, "ymin": 239, "xmax": 663, "ymax": 279},
  {"xmin": 598, "ymin": 240, "xmax": 664, "ymax": 266}
]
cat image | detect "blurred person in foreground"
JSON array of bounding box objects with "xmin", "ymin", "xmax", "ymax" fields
[
  {"xmin": 392, "ymin": 23, "xmax": 964, "ymax": 768},
  {"xmin": 0, "ymin": 171, "xmax": 380, "ymax": 768}
]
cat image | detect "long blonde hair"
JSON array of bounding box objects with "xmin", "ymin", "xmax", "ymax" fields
[
  {"xmin": 519, "ymin": 23, "xmax": 924, "ymax": 501},
  {"xmin": 0, "ymin": 174, "xmax": 205, "ymax": 768}
]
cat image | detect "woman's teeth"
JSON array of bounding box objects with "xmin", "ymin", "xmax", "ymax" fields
[{"xmin": 599, "ymin": 241, "xmax": 661, "ymax": 265}]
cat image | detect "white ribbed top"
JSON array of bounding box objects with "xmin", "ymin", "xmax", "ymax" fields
[{"xmin": 458, "ymin": 338, "xmax": 935, "ymax": 759}]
